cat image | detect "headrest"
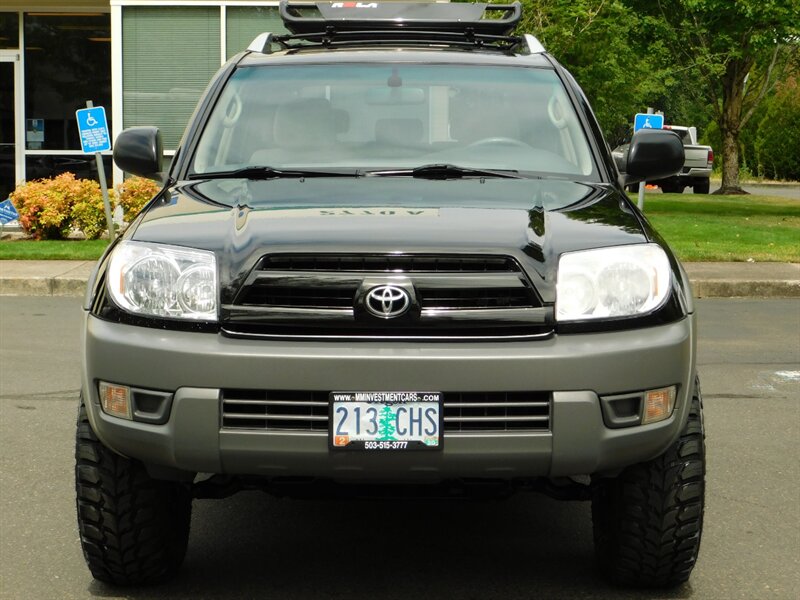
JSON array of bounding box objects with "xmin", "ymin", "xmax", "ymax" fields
[
  {"xmin": 375, "ymin": 118, "xmax": 424, "ymax": 147},
  {"xmin": 273, "ymin": 99, "xmax": 336, "ymax": 148}
]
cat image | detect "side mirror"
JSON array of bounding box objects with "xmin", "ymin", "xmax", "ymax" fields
[
  {"xmin": 623, "ymin": 129, "xmax": 684, "ymax": 185},
  {"xmin": 113, "ymin": 127, "xmax": 163, "ymax": 180}
]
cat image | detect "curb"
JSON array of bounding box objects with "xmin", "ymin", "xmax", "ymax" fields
[
  {"xmin": 0, "ymin": 277, "xmax": 88, "ymax": 297},
  {"xmin": 692, "ymin": 280, "xmax": 800, "ymax": 298},
  {"xmin": 0, "ymin": 260, "xmax": 96, "ymax": 298}
]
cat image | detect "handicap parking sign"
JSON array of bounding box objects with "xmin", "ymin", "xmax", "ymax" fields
[
  {"xmin": 634, "ymin": 113, "xmax": 664, "ymax": 132},
  {"xmin": 76, "ymin": 106, "xmax": 111, "ymax": 153},
  {"xmin": 0, "ymin": 199, "xmax": 18, "ymax": 225}
]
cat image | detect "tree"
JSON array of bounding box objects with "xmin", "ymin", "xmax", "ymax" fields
[
  {"xmin": 518, "ymin": 0, "xmax": 670, "ymax": 146},
  {"xmin": 626, "ymin": 0, "xmax": 799, "ymax": 193}
]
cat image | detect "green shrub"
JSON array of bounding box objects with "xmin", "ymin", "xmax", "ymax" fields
[
  {"xmin": 116, "ymin": 176, "xmax": 160, "ymax": 223},
  {"xmin": 71, "ymin": 189, "xmax": 110, "ymax": 240},
  {"xmin": 755, "ymin": 76, "xmax": 800, "ymax": 181}
]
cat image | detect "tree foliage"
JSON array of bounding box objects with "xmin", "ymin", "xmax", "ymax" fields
[
  {"xmin": 755, "ymin": 75, "xmax": 800, "ymax": 180},
  {"xmin": 518, "ymin": 0, "xmax": 666, "ymax": 146},
  {"xmin": 621, "ymin": 0, "xmax": 800, "ymax": 190},
  {"xmin": 511, "ymin": 0, "xmax": 799, "ymax": 184}
]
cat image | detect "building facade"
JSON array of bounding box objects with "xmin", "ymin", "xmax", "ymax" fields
[{"xmin": 1, "ymin": 0, "xmax": 287, "ymax": 203}]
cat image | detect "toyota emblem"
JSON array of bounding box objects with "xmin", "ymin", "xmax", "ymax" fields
[{"xmin": 365, "ymin": 285, "xmax": 411, "ymax": 318}]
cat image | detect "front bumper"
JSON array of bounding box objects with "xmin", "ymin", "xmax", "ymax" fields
[{"xmin": 82, "ymin": 313, "xmax": 696, "ymax": 482}]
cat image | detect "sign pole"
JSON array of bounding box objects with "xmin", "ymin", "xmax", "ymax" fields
[
  {"xmin": 637, "ymin": 107, "xmax": 654, "ymax": 211},
  {"xmin": 84, "ymin": 101, "xmax": 115, "ymax": 239}
]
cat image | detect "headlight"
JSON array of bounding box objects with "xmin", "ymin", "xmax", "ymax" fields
[
  {"xmin": 556, "ymin": 244, "xmax": 671, "ymax": 322},
  {"xmin": 107, "ymin": 240, "xmax": 217, "ymax": 321}
]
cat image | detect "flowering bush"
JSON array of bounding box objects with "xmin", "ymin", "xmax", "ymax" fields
[
  {"xmin": 9, "ymin": 173, "xmax": 161, "ymax": 240},
  {"xmin": 11, "ymin": 173, "xmax": 108, "ymax": 240},
  {"xmin": 116, "ymin": 176, "xmax": 160, "ymax": 223}
]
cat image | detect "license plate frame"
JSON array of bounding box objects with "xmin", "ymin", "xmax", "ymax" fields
[{"xmin": 329, "ymin": 391, "xmax": 443, "ymax": 451}]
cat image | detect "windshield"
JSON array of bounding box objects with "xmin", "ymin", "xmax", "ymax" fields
[{"xmin": 191, "ymin": 64, "xmax": 597, "ymax": 179}]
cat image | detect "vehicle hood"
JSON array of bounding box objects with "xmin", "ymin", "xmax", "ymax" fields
[{"xmin": 130, "ymin": 177, "xmax": 649, "ymax": 303}]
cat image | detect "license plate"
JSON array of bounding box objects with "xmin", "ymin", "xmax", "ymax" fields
[{"xmin": 330, "ymin": 392, "xmax": 442, "ymax": 451}]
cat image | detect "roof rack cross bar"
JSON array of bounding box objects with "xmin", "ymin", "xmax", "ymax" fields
[{"xmin": 273, "ymin": 29, "xmax": 523, "ymax": 51}]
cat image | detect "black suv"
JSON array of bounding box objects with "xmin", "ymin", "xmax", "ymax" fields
[{"xmin": 77, "ymin": 1, "xmax": 704, "ymax": 588}]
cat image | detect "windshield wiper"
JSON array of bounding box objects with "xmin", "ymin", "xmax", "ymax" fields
[
  {"xmin": 366, "ymin": 164, "xmax": 523, "ymax": 180},
  {"xmin": 188, "ymin": 166, "xmax": 360, "ymax": 180}
]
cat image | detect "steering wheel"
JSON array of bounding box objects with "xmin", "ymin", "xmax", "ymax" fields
[{"xmin": 466, "ymin": 137, "xmax": 531, "ymax": 149}]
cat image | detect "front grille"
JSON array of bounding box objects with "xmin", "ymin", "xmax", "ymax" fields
[
  {"xmin": 417, "ymin": 287, "xmax": 533, "ymax": 309},
  {"xmin": 223, "ymin": 253, "xmax": 551, "ymax": 340},
  {"xmin": 221, "ymin": 390, "xmax": 551, "ymax": 433},
  {"xmin": 240, "ymin": 285, "xmax": 354, "ymax": 309},
  {"xmin": 259, "ymin": 254, "xmax": 520, "ymax": 273},
  {"xmin": 443, "ymin": 392, "xmax": 551, "ymax": 432},
  {"xmin": 222, "ymin": 390, "xmax": 328, "ymax": 430}
]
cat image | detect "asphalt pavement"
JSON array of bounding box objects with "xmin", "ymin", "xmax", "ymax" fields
[{"xmin": 0, "ymin": 297, "xmax": 798, "ymax": 599}]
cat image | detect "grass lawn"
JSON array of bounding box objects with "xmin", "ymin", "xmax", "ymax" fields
[
  {"xmin": 638, "ymin": 194, "xmax": 800, "ymax": 262},
  {"xmin": 0, "ymin": 239, "xmax": 110, "ymax": 260},
  {"xmin": 1, "ymin": 193, "xmax": 797, "ymax": 262}
]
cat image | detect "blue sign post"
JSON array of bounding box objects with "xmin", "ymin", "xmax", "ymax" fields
[
  {"xmin": 634, "ymin": 112, "xmax": 664, "ymax": 132},
  {"xmin": 75, "ymin": 102, "xmax": 115, "ymax": 238}
]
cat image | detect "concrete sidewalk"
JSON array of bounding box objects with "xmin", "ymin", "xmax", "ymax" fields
[{"xmin": 1, "ymin": 260, "xmax": 798, "ymax": 298}]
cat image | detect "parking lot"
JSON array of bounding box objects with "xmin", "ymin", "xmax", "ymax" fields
[{"xmin": 1, "ymin": 296, "xmax": 798, "ymax": 599}]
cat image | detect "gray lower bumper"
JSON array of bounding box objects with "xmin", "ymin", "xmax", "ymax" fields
[{"xmin": 82, "ymin": 313, "xmax": 696, "ymax": 481}]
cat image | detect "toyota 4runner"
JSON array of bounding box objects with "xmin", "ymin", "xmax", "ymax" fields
[{"xmin": 76, "ymin": 1, "xmax": 704, "ymax": 588}]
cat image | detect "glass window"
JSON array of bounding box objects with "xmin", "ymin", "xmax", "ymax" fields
[
  {"xmin": 191, "ymin": 64, "xmax": 597, "ymax": 179},
  {"xmin": 1, "ymin": 62, "xmax": 15, "ymax": 202},
  {"xmin": 26, "ymin": 154, "xmax": 112, "ymax": 188},
  {"xmin": 24, "ymin": 13, "xmax": 111, "ymax": 150},
  {"xmin": 0, "ymin": 12, "xmax": 19, "ymax": 49},
  {"xmin": 123, "ymin": 7, "xmax": 220, "ymax": 150},
  {"xmin": 226, "ymin": 7, "xmax": 287, "ymax": 60}
]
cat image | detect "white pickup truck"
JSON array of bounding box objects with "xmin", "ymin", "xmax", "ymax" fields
[{"xmin": 614, "ymin": 125, "xmax": 714, "ymax": 194}]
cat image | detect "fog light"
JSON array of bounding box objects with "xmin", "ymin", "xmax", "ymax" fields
[
  {"xmin": 642, "ymin": 386, "xmax": 676, "ymax": 425},
  {"xmin": 99, "ymin": 381, "xmax": 132, "ymax": 420}
]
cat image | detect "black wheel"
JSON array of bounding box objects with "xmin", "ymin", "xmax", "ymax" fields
[
  {"xmin": 75, "ymin": 402, "xmax": 192, "ymax": 585},
  {"xmin": 693, "ymin": 180, "xmax": 710, "ymax": 194},
  {"xmin": 591, "ymin": 378, "xmax": 705, "ymax": 588},
  {"xmin": 660, "ymin": 183, "xmax": 683, "ymax": 194}
]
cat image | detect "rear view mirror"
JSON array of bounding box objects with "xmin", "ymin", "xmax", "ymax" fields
[
  {"xmin": 624, "ymin": 129, "xmax": 684, "ymax": 185},
  {"xmin": 366, "ymin": 87, "xmax": 425, "ymax": 105},
  {"xmin": 113, "ymin": 127, "xmax": 164, "ymax": 180}
]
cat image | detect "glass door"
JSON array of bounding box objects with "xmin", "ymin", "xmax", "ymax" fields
[{"xmin": 0, "ymin": 52, "xmax": 20, "ymax": 203}]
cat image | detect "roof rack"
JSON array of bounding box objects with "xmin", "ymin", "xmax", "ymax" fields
[
  {"xmin": 246, "ymin": 2, "xmax": 547, "ymax": 55},
  {"xmin": 280, "ymin": 2, "xmax": 522, "ymax": 36}
]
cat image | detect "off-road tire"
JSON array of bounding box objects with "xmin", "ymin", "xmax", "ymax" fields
[
  {"xmin": 693, "ymin": 180, "xmax": 710, "ymax": 194},
  {"xmin": 75, "ymin": 402, "xmax": 192, "ymax": 585},
  {"xmin": 660, "ymin": 182, "xmax": 683, "ymax": 194},
  {"xmin": 591, "ymin": 378, "xmax": 705, "ymax": 588}
]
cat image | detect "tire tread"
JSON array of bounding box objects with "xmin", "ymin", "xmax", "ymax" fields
[
  {"xmin": 75, "ymin": 403, "xmax": 191, "ymax": 585},
  {"xmin": 592, "ymin": 378, "xmax": 705, "ymax": 588}
]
